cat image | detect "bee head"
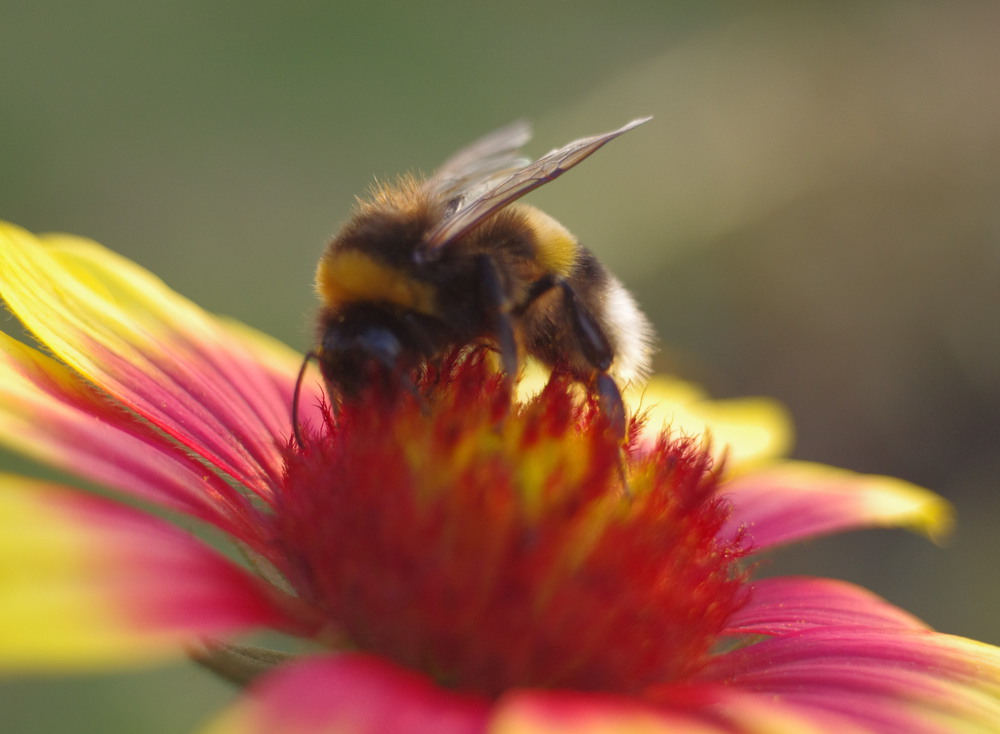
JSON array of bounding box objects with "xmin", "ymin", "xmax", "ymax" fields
[
  {"xmin": 315, "ymin": 302, "xmax": 452, "ymax": 400},
  {"xmin": 315, "ymin": 308, "xmax": 400, "ymax": 398}
]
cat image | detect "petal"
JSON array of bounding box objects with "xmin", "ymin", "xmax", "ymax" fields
[
  {"xmin": 0, "ymin": 330, "xmax": 257, "ymax": 537},
  {"xmin": 203, "ymin": 651, "xmax": 866, "ymax": 734},
  {"xmin": 0, "ymin": 222, "xmax": 293, "ymax": 498},
  {"xmin": 493, "ymin": 688, "xmax": 856, "ymax": 734},
  {"xmin": 0, "ymin": 475, "xmax": 285, "ymax": 669},
  {"xmin": 215, "ymin": 314, "xmax": 326, "ymax": 436},
  {"xmin": 634, "ymin": 376, "xmax": 794, "ymax": 469},
  {"xmin": 722, "ymin": 461, "xmax": 952, "ymax": 550},
  {"xmin": 491, "ymin": 691, "xmax": 721, "ymax": 734},
  {"xmin": 725, "ymin": 576, "xmax": 928, "ymax": 636},
  {"xmin": 703, "ymin": 628, "xmax": 1000, "ymax": 734},
  {"xmin": 202, "ymin": 654, "xmax": 489, "ymax": 734}
]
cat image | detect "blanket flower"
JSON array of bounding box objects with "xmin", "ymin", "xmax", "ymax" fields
[{"xmin": 1, "ymin": 221, "xmax": 997, "ymax": 733}]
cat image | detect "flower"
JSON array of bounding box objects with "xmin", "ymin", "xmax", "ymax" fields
[{"xmin": 1, "ymin": 220, "xmax": 998, "ymax": 733}]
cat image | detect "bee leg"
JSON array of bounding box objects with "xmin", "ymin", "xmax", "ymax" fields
[
  {"xmin": 592, "ymin": 371, "xmax": 630, "ymax": 497},
  {"xmin": 516, "ymin": 275, "xmax": 626, "ymax": 437},
  {"xmin": 593, "ymin": 372, "xmax": 627, "ymax": 441},
  {"xmin": 475, "ymin": 254, "xmax": 519, "ymax": 394},
  {"xmin": 554, "ymin": 281, "xmax": 632, "ymax": 440},
  {"xmin": 512, "ymin": 273, "xmax": 559, "ymax": 317},
  {"xmin": 517, "ymin": 276, "xmax": 615, "ymax": 373},
  {"xmin": 557, "ymin": 281, "xmax": 613, "ymax": 372}
]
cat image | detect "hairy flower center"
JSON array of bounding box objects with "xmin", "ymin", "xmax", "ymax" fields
[{"xmin": 275, "ymin": 353, "xmax": 749, "ymax": 697}]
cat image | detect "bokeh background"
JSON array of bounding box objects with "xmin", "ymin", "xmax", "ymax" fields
[{"xmin": 3, "ymin": 1, "xmax": 1000, "ymax": 731}]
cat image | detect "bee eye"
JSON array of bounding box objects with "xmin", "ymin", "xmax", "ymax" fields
[
  {"xmin": 321, "ymin": 322, "xmax": 402, "ymax": 367},
  {"xmin": 361, "ymin": 327, "xmax": 403, "ymax": 365}
]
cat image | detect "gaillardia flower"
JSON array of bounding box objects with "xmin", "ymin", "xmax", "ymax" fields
[{"xmin": 1, "ymin": 220, "xmax": 999, "ymax": 733}]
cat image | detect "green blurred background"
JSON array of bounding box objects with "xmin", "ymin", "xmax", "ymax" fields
[{"xmin": 3, "ymin": 1, "xmax": 1000, "ymax": 731}]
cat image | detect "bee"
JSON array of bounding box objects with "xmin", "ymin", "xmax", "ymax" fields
[{"xmin": 295, "ymin": 117, "xmax": 654, "ymax": 441}]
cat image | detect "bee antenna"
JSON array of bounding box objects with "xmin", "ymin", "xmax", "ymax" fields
[{"xmin": 292, "ymin": 350, "xmax": 320, "ymax": 449}]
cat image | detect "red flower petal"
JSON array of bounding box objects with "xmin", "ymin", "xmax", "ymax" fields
[
  {"xmin": 702, "ymin": 628, "xmax": 1000, "ymax": 734},
  {"xmin": 492, "ymin": 689, "xmax": 724, "ymax": 733},
  {"xmin": 0, "ymin": 476, "xmax": 288, "ymax": 668},
  {"xmin": 725, "ymin": 576, "xmax": 928, "ymax": 636},
  {"xmin": 0, "ymin": 330, "xmax": 258, "ymax": 538},
  {"xmin": 497, "ymin": 687, "xmax": 863, "ymax": 733},
  {"xmin": 208, "ymin": 654, "xmax": 862, "ymax": 734},
  {"xmin": 0, "ymin": 222, "xmax": 294, "ymax": 499},
  {"xmin": 205, "ymin": 654, "xmax": 489, "ymax": 734},
  {"xmin": 722, "ymin": 461, "xmax": 952, "ymax": 550}
]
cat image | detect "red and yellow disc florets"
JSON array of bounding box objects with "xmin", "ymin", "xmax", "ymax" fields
[{"xmin": 276, "ymin": 351, "xmax": 750, "ymax": 698}]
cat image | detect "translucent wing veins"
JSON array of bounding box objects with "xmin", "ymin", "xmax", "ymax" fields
[
  {"xmin": 423, "ymin": 120, "xmax": 533, "ymax": 201},
  {"xmin": 419, "ymin": 116, "xmax": 652, "ymax": 259}
]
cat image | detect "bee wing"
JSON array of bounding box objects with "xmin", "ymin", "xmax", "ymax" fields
[
  {"xmin": 420, "ymin": 116, "xmax": 652, "ymax": 258},
  {"xmin": 424, "ymin": 120, "xmax": 534, "ymax": 201}
]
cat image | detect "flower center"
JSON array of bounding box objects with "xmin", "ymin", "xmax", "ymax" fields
[{"xmin": 276, "ymin": 352, "xmax": 749, "ymax": 697}]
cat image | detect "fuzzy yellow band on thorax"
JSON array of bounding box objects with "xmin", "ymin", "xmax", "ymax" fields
[
  {"xmin": 516, "ymin": 204, "xmax": 578, "ymax": 277},
  {"xmin": 315, "ymin": 249, "xmax": 438, "ymax": 316}
]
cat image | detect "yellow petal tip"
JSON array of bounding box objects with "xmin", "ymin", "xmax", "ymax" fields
[{"xmin": 635, "ymin": 376, "xmax": 795, "ymax": 469}]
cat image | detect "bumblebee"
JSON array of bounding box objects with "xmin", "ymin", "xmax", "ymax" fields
[{"xmin": 298, "ymin": 117, "xmax": 654, "ymax": 438}]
